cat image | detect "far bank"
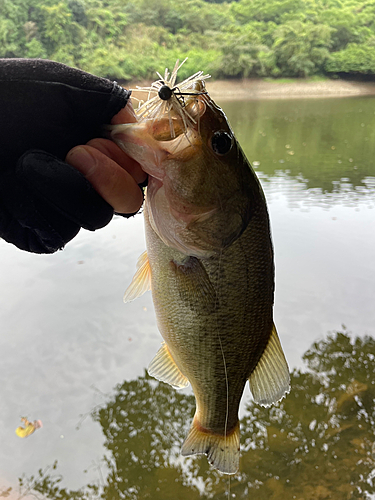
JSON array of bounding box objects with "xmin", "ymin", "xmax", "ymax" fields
[{"xmin": 125, "ymin": 78, "xmax": 375, "ymax": 102}]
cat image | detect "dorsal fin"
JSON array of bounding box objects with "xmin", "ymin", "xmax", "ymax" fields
[
  {"xmin": 249, "ymin": 324, "xmax": 290, "ymax": 406},
  {"xmin": 148, "ymin": 342, "xmax": 189, "ymax": 389},
  {"xmin": 123, "ymin": 251, "xmax": 151, "ymax": 303}
]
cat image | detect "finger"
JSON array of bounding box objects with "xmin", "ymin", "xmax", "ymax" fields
[
  {"xmin": 111, "ymin": 100, "xmax": 137, "ymax": 124},
  {"xmin": 86, "ymin": 137, "xmax": 147, "ymax": 185},
  {"xmin": 66, "ymin": 145, "xmax": 143, "ymax": 214}
]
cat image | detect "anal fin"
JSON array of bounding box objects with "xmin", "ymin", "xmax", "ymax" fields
[
  {"xmin": 148, "ymin": 342, "xmax": 189, "ymax": 389},
  {"xmin": 249, "ymin": 324, "xmax": 290, "ymax": 407},
  {"xmin": 123, "ymin": 251, "xmax": 151, "ymax": 303},
  {"xmin": 181, "ymin": 417, "xmax": 240, "ymax": 475}
]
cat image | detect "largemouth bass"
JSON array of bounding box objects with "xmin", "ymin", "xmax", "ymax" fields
[{"xmin": 109, "ymin": 62, "xmax": 290, "ymax": 474}]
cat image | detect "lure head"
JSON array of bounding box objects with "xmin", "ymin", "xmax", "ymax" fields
[{"xmin": 158, "ymin": 85, "xmax": 173, "ymax": 101}]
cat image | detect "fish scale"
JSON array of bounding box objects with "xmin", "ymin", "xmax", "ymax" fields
[{"xmin": 145, "ymin": 193, "xmax": 274, "ymax": 439}]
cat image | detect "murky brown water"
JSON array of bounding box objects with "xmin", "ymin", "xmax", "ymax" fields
[{"xmin": 1, "ymin": 96, "xmax": 374, "ymax": 499}]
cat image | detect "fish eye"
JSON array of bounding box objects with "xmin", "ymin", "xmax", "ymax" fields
[
  {"xmin": 158, "ymin": 85, "xmax": 173, "ymax": 101},
  {"xmin": 211, "ymin": 131, "xmax": 233, "ymax": 155}
]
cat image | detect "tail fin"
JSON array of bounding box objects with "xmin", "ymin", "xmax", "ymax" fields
[{"xmin": 181, "ymin": 417, "xmax": 240, "ymax": 474}]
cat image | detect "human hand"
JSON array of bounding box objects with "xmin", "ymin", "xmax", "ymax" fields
[
  {"xmin": 0, "ymin": 58, "xmax": 144, "ymax": 254},
  {"xmin": 66, "ymin": 103, "xmax": 147, "ymax": 215}
]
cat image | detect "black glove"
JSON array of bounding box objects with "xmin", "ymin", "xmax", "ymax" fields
[{"xmin": 0, "ymin": 58, "xmax": 132, "ymax": 254}]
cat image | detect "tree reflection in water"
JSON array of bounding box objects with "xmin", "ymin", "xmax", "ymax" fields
[{"xmin": 16, "ymin": 331, "xmax": 375, "ymax": 499}]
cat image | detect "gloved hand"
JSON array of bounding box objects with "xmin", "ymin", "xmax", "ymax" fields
[{"xmin": 0, "ymin": 58, "xmax": 144, "ymax": 254}]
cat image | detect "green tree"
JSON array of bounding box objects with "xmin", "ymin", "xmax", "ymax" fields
[
  {"xmin": 24, "ymin": 37, "xmax": 48, "ymax": 58},
  {"xmin": 2, "ymin": 0, "xmax": 375, "ymax": 81},
  {"xmin": 218, "ymin": 27, "xmax": 269, "ymax": 77},
  {"xmin": 231, "ymin": 0, "xmax": 303, "ymax": 24},
  {"xmin": 38, "ymin": 1, "xmax": 85, "ymax": 63},
  {"xmin": 0, "ymin": 17, "xmax": 19, "ymax": 57},
  {"xmin": 325, "ymin": 42, "xmax": 375, "ymax": 74},
  {"xmin": 179, "ymin": 0, "xmax": 232, "ymax": 34},
  {"xmin": 68, "ymin": 0, "xmax": 88, "ymax": 27},
  {"xmin": 84, "ymin": 3, "xmax": 127, "ymax": 43},
  {"xmin": 40, "ymin": 2, "xmax": 74, "ymax": 49},
  {"xmin": 122, "ymin": 0, "xmax": 184, "ymax": 34},
  {"xmin": 273, "ymin": 21, "xmax": 332, "ymax": 76},
  {"xmin": 319, "ymin": 2, "xmax": 363, "ymax": 51},
  {"xmin": 0, "ymin": 0, "xmax": 27, "ymax": 57}
]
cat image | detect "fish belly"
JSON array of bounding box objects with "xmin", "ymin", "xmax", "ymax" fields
[{"xmin": 144, "ymin": 200, "xmax": 274, "ymax": 434}]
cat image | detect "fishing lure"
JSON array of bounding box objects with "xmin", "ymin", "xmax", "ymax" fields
[
  {"xmin": 157, "ymin": 81, "xmax": 207, "ymax": 107},
  {"xmin": 131, "ymin": 59, "xmax": 211, "ymax": 139}
]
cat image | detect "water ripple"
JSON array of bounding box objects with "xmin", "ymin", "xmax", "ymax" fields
[{"xmin": 258, "ymin": 170, "xmax": 375, "ymax": 210}]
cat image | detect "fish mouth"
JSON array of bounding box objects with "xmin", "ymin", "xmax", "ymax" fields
[
  {"xmin": 149, "ymin": 96, "xmax": 207, "ymax": 144},
  {"xmin": 147, "ymin": 96, "xmax": 208, "ymax": 163},
  {"xmin": 109, "ymin": 96, "xmax": 207, "ymax": 175},
  {"xmin": 157, "ymin": 128, "xmax": 202, "ymax": 158}
]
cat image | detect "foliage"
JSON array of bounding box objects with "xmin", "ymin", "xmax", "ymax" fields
[
  {"xmin": 325, "ymin": 43, "xmax": 375, "ymax": 74},
  {"xmin": 12, "ymin": 330, "xmax": 375, "ymax": 499},
  {"xmin": 2, "ymin": 0, "xmax": 375, "ymax": 79},
  {"xmin": 272, "ymin": 21, "xmax": 332, "ymax": 77}
]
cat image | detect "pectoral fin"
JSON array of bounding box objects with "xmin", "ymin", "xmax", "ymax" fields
[
  {"xmin": 123, "ymin": 251, "xmax": 151, "ymax": 303},
  {"xmin": 148, "ymin": 342, "xmax": 189, "ymax": 389},
  {"xmin": 249, "ymin": 324, "xmax": 290, "ymax": 406},
  {"xmin": 170, "ymin": 257, "xmax": 216, "ymax": 311}
]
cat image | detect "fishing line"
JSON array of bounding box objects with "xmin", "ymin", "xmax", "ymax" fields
[
  {"xmin": 213, "ymin": 192, "xmax": 233, "ymax": 500},
  {"xmin": 215, "ymin": 256, "xmax": 231, "ymax": 500},
  {"xmin": 214, "ymin": 234, "xmax": 230, "ymax": 476},
  {"xmin": 134, "ymin": 62, "xmax": 231, "ymax": 487},
  {"xmin": 168, "ymin": 64, "xmax": 231, "ymax": 483}
]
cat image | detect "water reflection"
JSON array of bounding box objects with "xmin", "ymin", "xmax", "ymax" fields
[
  {"xmin": 13, "ymin": 331, "xmax": 375, "ymax": 499},
  {"xmin": 1, "ymin": 96, "xmax": 375, "ymax": 497},
  {"xmin": 257, "ymin": 170, "xmax": 375, "ymax": 211},
  {"xmin": 222, "ymin": 96, "xmax": 375, "ymax": 195}
]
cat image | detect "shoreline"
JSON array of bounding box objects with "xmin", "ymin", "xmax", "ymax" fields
[{"xmin": 127, "ymin": 78, "xmax": 375, "ymax": 101}]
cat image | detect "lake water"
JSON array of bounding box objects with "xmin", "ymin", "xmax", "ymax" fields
[{"xmin": 1, "ymin": 96, "xmax": 375, "ymax": 499}]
